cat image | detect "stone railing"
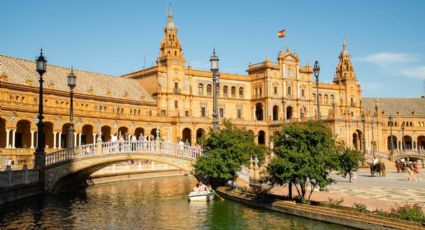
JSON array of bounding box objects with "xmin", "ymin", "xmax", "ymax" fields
[
  {"xmin": 92, "ymin": 162, "xmax": 176, "ymax": 176},
  {"xmin": 0, "ymin": 169, "xmax": 39, "ymax": 188},
  {"xmin": 45, "ymin": 141, "xmax": 202, "ymax": 167},
  {"xmin": 398, "ymin": 150, "xmax": 425, "ymax": 157}
]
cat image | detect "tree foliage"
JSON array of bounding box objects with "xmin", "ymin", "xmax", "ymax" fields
[
  {"xmin": 194, "ymin": 120, "xmax": 265, "ymax": 186},
  {"xmin": 267, "ymin": 121, "xmax": 339, "ymax": 200},
  {"xmin": 337, "ymin": 148, "xmax": 364, "ymax": 182}
]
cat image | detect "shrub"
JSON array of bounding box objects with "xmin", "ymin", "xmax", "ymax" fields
[
  {"xmin": 323, "ymin": 198, "xmax": 344, "ymax": 208},
  {"xmin": 388, "ymin": 204, "xmax": 425, "ymax": 224},
  {"xmin": 352, "ymin": 203, "xmax": 370, "ymax": 214}
]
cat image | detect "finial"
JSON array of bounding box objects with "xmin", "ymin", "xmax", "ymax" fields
[
  {"xmin": 342, "ymin": 39, "xmax": 347, "ymax": 50},
  {"xmin": 213, "ymin": 47, "xmax": 216, "ymax": 56},
  {"xmin": 70, "ymin": 66, "xmax": 74, "ymax": 73},
  {"xmin": 168, "ymin": 3, "xmax": 173, "ymax": 20},
  {"xmin": 40, "ymin": 48, "xmax": 43, "ymax": 55}
]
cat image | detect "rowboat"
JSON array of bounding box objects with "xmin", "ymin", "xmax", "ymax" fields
[{"xmin": 187, "ymin": 190, "xmax": 214, "ymax": 201}]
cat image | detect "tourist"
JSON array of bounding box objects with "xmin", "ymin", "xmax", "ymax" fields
[{"xmin": 412, "ymin": 162, "xmax": 420, "ymax": 181}]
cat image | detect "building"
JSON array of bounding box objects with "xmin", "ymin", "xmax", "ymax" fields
[{"xmin": 1, "ymin": 10, "xmax": 424, "ymax": 169}]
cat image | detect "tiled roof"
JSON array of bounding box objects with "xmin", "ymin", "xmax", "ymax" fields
[
  {"xmin": 0, "ymin": 54, "xmax": 155, "ymax": 103},
  {"xmin": 362, "ymin": 97, "xmax": 425, "ymax": 116}
]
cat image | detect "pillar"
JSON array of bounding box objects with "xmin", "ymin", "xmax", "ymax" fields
[
  {"xmin": 30, "ymin": 130, "xmax": 35, "ymax": 148},
  {"xmin": 12, "ymin": 130, "xmax": 16, "ymax": 148},
  {"xmin": 6, "ymin": 129, "xmax": 10, "ymax": 148},
  {"xmin": 74, "ymin": 133, "xmax": 78, "ymax": 147},
  {"xmin": 79, "ymin": 133, "xmax": 82, "ymax": 146},
  {"xmin": 58, "ymin": 132, "xmax": 62, "ymax": 148},
  {"xmin": 53, "ymin": 132, "xmax": 57, "ymax": 148}
]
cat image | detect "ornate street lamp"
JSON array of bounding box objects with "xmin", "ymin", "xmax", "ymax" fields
[
  {"xmin": 371, "ymin": 116, "xmax": 376, "ymax": 158},
  {"xmin": 389, "ymin": 114, "xmax": 394, "ymax": 160},
  {"xmin": 401, "ymin": 122, "xmax": 405, "ymax": 154},
  {"xmin": 210, "ymin": 49, "xmax": 220, "ymax": 132},
  {"xmin": 313, "ymin": 61, "xmax": 320, "ymax": 120},
  {"xmin": 361, "ymin": 113, "xmax": 366, "ymax": 158},
  {"xmin": 35, "ymin": 49, "xmax": 47, "ymax": 179},
  {"xmin": 67, "ymin": 68, "xmax": 77, "ymax": 148}
]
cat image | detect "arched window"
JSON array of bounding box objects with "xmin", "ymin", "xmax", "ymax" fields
[
  {"xmin": 223, "ymin": 86, "xmax": 228, "ymax": 96},
  {"xmin": 325, "ymin": 95, "xmax": 329, "ymax": 104},
  {"xmin": 198, "ymin": 83, "xmax": 204, "ymax": 95},
  {"xmin": 231, "ymin": 86, "xmax": 236, "ymax": 97},
  {"xmin": 287, "ymin": 86, "xmax": 291, "ymax": 96},
  {"xmin": 239, "ymin": 87, "xmax": 244, "ymax": 98},
  {"xmin": 207, "ymin": 84, "xmax": 212, "ymax": 95},
  {"xmin": 301, "ymin": 88, "xmax": 305, "ymax": 97}
]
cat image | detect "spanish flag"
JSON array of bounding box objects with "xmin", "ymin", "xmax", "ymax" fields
[{"xmin": 278, "ymin": 29, "xmax": 286, "ymax": 38}]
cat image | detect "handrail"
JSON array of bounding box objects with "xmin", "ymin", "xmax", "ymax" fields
[{"xmin": 45, "ymin": 141, "xmax": 202, "ymax": 167}]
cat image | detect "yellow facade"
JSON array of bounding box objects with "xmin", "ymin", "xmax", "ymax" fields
[{"xmin": 1, "ymin": 11, "xmax": 424, "ymax": 169}]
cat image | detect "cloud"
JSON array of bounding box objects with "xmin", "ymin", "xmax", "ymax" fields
[
  {"xmin": 399, "ymin": 66, "xmax": 425, "ymax": 79},
  {"xmin": 356, "ymin": 52, "xmax": 419, "ymax": 64}
]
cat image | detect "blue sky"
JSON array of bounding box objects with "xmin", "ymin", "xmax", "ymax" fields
[{"xmin": 1, "ymin": 0, "xmax": 425, "ymax": 98}]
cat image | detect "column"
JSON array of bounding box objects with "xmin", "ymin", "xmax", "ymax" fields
[
  {"xmin": 12, "ymin": 130, "xmax": 16, "ymax": 148},
  {"xmin": 79, "ymin": 133, "xmax": 82, "ymax": 146},
  {"xmin": 74, "ymin": 133, "xmax": 78, "ymax": 147},
  {"xmin": 30, "ymin": 130, "xmax": 35, "ymax": 148},
  {"xmin": 58, "ymin": 132, "xmax": 62, "ymax": 148},
  {"xmin": 5, "ymin": 129, "xmax": 10, "ymax": 148},
  {"xmin": 253, "ymin": 108, "xmax": 256, "ymax": 120},
  {"xmin": 53, "ymin": 132, "xmax": 57, "ymax": 148}
]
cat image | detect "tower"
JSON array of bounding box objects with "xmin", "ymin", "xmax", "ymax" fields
[
  {"xmin": 157, "ymin": 8, "xmax": 185, "ymax": 66},
  {"xmin": 333, "ymin": 41, "xmax": 357, "ymax": 85}
]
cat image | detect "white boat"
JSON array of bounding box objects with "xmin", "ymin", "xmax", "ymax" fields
[{"xmin": 188, "ymin": 190, "xmax": 214, "ymax": 201}]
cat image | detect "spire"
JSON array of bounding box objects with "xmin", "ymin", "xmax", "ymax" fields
[
  {"xmin": 158, "ymin": 7, "xmax": 185, "ymax": 66},
  {"xmin": 333, "ymin": 40, "xmax": 356, "ymax": 84}
]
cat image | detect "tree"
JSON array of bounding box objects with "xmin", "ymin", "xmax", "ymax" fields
[
  {"xmin": 338, "ymin": 148, "xmax": 364, "ymax": 182},
  {"xmin": 194, "ymin": 120, "xmax": 265, "ymax": 187},
  {"xmin": 267, "ymin": 121, "xmax": 339, "ymax": 200}
]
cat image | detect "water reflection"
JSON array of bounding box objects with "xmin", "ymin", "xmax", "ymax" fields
[{"xmin": 0, "ymin": 176, "xmax": 352, "ymax": 229}]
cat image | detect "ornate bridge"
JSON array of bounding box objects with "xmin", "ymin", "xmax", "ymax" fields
[
  {"xmin": 396, "ymin": 151, "xmax": 425, "ymax": 161},
  {"xmin": 44, "ymin": 140, "xmax": 202, "ymax": 192}
]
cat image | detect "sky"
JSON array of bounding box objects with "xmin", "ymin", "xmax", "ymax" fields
[{"xmin": 1, "ymin": 0, "xmax": 425, "ymax": 98}]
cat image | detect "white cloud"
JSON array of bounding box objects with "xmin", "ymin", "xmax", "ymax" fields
[
  {"xmin": 399, "ymin": 66, "xmax": 425, "ymax": 80},
  {"xmin": 356, "ymin": 52, "xmax": 419, "ymax": 64}
]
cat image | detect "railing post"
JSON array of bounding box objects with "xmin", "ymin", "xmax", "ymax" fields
[
  {"xmin": 156, "ymin": 140, "xmax": 160, "ymax": 153},
  {"xmin": 97, "ymin": 140, "xmax": 103, "ymax": 155}
]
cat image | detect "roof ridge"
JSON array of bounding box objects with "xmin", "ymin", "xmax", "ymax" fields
[{"xmin": 0, "ymin": 54, "xmax": 118, "ymax": 78}]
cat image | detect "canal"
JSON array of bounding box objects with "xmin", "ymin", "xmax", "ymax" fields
[{"xmin": 0, "ymin": 176, "xmax": 352, "ymax": 229}]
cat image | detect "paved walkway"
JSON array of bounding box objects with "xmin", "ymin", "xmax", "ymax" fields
[{"xmin": 270, "ymin": 168, "xmax": 425, "ymax": 212}]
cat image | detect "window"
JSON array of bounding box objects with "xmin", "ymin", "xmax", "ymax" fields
[
  {"xmin": 274, "ymin": 86, "xmax": 278, "ymax": 95},
  {"xmin": 201, "ymin": 107, "xmax": 206, "ymax": 117},
  {"xmin": 231, "ymin": 86, "xmax": 236, "ymax": 97},
  {"xmin": 239, "ymin": 87, "xmax": 244, "ymax": 98},
  {"xmin": 219, "ymin": 108, "xmax": 224, "ymax": 118},
  {"xmin": 301, "ymin": 89, "xmax": 305, "ymax": 97},
  {"xmin": 207, "ymin": 84, "xmax": 212, "ymax": 95},
  {"xmin": 185, "ymin": 111, "xmax": 189, "ymax": 117},
  {"xmin": 287, "ymin": 87, "xmax": 291, "ymax": 96},
  {"xmin": 237, "ymin": 109, "xmax": 242, "ymax": 119},
  {"xmin": 223, "ymin": 86, "xmax": 228, "ymax": 96},
  {"xmin": 161, "ymin": 110, "xmax": 166, "ymax": 116},
  {"xmin": 198, "ymin": 83, "xmax": 204, "ymax": 95},
  {"xmin": 259, "ymin": 87, "xmax": 262, "ymax": 97},
  {"xmin": 174, "ymin": 100, "xmax": 178, "ymax": 108}
]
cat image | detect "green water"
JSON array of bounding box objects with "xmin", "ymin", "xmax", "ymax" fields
[{"xmin": 0, "ymin": 176, "xmax": 352, "ymax": 229}]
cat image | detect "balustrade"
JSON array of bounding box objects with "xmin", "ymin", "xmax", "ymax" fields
[{"xmin": 45, "ymin": 140, "xmax": 202, "ymax": 167}]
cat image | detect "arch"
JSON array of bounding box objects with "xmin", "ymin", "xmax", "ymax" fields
[
  {"xmin": 272, "ymin": 105, "xmax": 279, "ymax": 121},
  {"xmin": 198, "ymin": 83, "xmax": 204, "ymax": 95},
  {"xmin": 207, "ymin": 84, "xmax": 212, "ymax": 95},
  {"xmin": 239, "ymin": 87, "xmax": 244, "ymax": 97},
  {"xmin": 417, "ymin": 136, "xmax": 425, "ymax": 150},
  {"xmin": 403, "ymin": 135, "xmax": 413, "ymax": 150},
  {"xmin": 118, "ymin": 126, "xmax": 129, "ymax": 140},
  {"xmin": 101, "ymin": 126, "xmax": 111, "ymax": 142},
  {"xmin": 287, "ymin": 86, "xmax": 292, "ymax": 96},
  {"xmin": 352, "ymin": 130, "xmax": 363, "ymax": 151},
  {"xmin": 258, "ymin": 130, "xmax": 266, "ymax": 145},
  {"xmin": 196, "ymin": 128, "xmax": 205, "ymax": 145},
  {"xmin": 387, "ymin": 135, "xmax": 398, "ymax": 150},
  {"xmin": 150, "ymin": 128, "xmax": 160, "ymax": 139},
  {"xmin": 15, "ymin": 120, "xmax": 31, "ymax": 148},
  {"xmin": 255, "ymin": 103, "xmax": 264, "ymax": 121},
  {"xmin": 223, "ymin": 85, "xmax": 228, "ymax": 97},
  {"xmin": 61, "ymin": 123, "xmax": 71, "ymax": 148},
  {"xmin": 231, "ymin": 86, "xmax": 236, "ymax": 97},
  {"xmin": 44, "ymin": 122, "xmax": 54, "ymax": 149},
  {"xmin": 135, "ymin": 128, "xmax": 145, "ymax": 140},
  {"xmin": 286, "ymin": 106, "xmax": 293, "ymax": 120},
  {"xmin": 0, "ymin": 118, "xmax": 6, "ymax": 148},
  {"xmin": 81, "ymin": 124, "xmax": 94, "ymax": 145},
  {"xmin": 182, "ymin": 128, "xmax": 192, "ymax": 145}
]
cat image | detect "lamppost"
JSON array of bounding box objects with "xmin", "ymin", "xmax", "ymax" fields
[
  {"xmin": 35, "ymin": 49, "xmax": 47, "ymax": 180},
  {"xmin": 389, "ymin": 114, "xmax": 394, "ymax": 160},
  {"xmin": 361, "ymin": 113, "xmax": 366, "ymax": 159},
  {"xmin": 371, "ymin": 116, "xmax": 376, "ymax": 158},
  {"xmin": 401, "ymin": 122, "xmax": 405, "ymax": 154},
  {"xmin": 210, "ymin": 49, "xmax": 220, "ymax": 132},
  {"xmin": 67, "ymin": 68, "xmax": 76, "ymax": 148},
  {"xmin": 313, "ymin": 61, "xmax": 320, "ymax": 120}
]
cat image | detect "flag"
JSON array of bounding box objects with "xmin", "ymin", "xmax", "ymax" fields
[{"xmin": 278, "ymin": 29, "xmax": 286, "ymax": 38}]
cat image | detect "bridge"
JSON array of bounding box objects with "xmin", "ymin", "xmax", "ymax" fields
[{"xmin": 44, "ymin": 140, "xmax": 202, "ymax": 192}]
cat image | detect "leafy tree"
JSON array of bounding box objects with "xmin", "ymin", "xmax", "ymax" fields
[
  {"xmin": 267, "ymin": 121, "xmax": 339, "ymax": 200},
  {"xmin": 337, "ymin": 148, "xmax": 364, "ymax": 182},
  {"xmin": 194, "ymin": 120, "xmax": 265, "ymax": 187}
]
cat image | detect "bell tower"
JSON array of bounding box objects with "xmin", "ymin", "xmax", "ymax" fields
[
  {"xmin": 333, "ymin": 41, "xmax": 357, "ymax": 85},
  {"xmin": 157, "ymin": 8, "xmax": 185, "ymax": 66}
]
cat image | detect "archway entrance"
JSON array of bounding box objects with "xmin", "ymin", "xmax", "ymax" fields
[
  {"xmin": 135, "ymin": 128, "xmax": 145, "ymax": 140},
  {"xmin": 417, "ymin": 136, "xmax": 425, "ymax": 151},
  {"xmin": 81, "ymin": 125, "xmax": 94, "ymax": 145},
  {"xmin": 0, "ymin": 118, "xmax": 6, "ymax": 148},
  {"xmin": 258, "ymin": 130, "xmax": 266, "ymax": 145},
  {"xmin": 43, "ymin": 122, "xmax": 54, "ymax": 149},
  {"xmin": 150, "ymin": 128, "xmax": 160, "ymax": 139},
  {"xmin": 272, "ymin": 105, "xmax": 279, "ymax": 121},
  {"xmin": 15, "ymin": 120, "xmax": 31, "ymax": 148},
  {"xmin": 118, "ymin": 126, "xmax": 129, "ymax": 140},
  {"xmin": 255, "ymin": 103, "xmax": 263, "ymax": 121},
  {"xmin": 61, "ymin": 123, "xmax": 70, "ymax": 148},
  {"xmin": 182, "ymin": 128, "xmax": 192, "ymax": 145},
  {"xmin": 403, "ymin": 135, "xmax": 413, "ymax": 150},
  {"xmin": 196, "ymin": 128, "xmax": 205, "ymax": 145},
  {"xmin": 387, "ymin": 135, "xmax": 398, "ymax": 151},
  {"xmin": 352, "ymin": 130, "xmax": 363, "ymax": 151},
  {"xmin": 101, "ymin": 126, "xmax": 111, "ymax": 142},
  {"xmin": 286, "ymin": 106, "xmax": 293, "ymax": 120}
]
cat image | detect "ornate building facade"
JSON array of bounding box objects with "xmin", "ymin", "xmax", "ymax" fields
[{"xmin": 1, "ymin": 11, "xmax": 424, "ymax": 169}]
